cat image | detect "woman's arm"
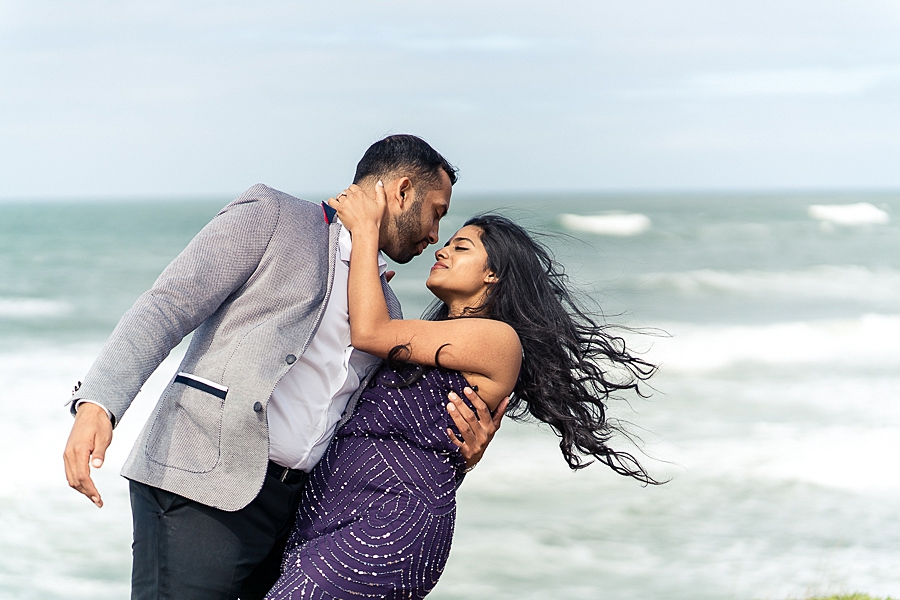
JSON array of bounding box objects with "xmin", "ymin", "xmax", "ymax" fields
[{"xmin": 331, "ymin": 183, "xmax": 521, "ymax": 409}]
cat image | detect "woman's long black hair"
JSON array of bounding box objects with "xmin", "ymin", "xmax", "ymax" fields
[{"xmin": 414, "ymin": 214, "xmax": 661, "ymax": 485}]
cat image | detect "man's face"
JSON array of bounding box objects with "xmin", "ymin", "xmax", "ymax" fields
[{"xmin": 384, "ymin": 171, "xmax": 452, "ymax": 264}]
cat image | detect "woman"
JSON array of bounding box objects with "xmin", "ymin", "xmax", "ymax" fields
[{"xmin": 265, "ymin": 182, "xmax": 659, "ymax": 600}]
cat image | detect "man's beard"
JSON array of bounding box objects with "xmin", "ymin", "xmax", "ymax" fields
[{"xmin": 390, "ymin": 195, "xmax": 426, "ymax": 264}]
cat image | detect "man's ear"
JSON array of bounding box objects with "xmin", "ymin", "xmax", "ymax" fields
[
  {"xmin": 380, "ymin": 177, "xmax": 405, "ymax": 218},
  {"xmin": 383, "ymin": 177, "xmax": 412, "ymax": 215},
  {"xmin": 396, "ymin": 177, "xmax": 412, "ymax": 209}
]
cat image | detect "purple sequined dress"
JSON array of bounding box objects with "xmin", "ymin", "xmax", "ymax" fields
[{"xmin": 265, "ymin": 366, "xmax": 470, "ymax": 600}]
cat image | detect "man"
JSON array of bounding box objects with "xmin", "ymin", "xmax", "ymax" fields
[{"xmin": 63, "ymin": 135, "xmax": 506, "ymax": 600}]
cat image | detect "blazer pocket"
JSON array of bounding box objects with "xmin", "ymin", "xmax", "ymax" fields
[
  {"xmin": 173, "ymin": 372, "xmax": 228, "ymax": 399},
  {"xmin": 144, "ymin": 372, "xmax": 227, "ymax": 473}
]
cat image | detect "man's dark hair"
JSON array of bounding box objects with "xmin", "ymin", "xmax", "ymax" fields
[{"xmin": 353, "ymin": 134, "xmax": 458, "ymax": 193}]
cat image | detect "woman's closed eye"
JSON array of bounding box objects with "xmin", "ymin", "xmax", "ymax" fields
[{"xmin": 441, "ymin": 241, "xmax": 470, "ymax": 252}]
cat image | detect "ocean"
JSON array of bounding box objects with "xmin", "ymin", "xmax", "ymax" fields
[{"xmin": 1, "ymin": 191, "xmax": 898, "ymax": 599}]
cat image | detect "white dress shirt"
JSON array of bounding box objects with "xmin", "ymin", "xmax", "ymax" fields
[{"xmin": 266, "ymin": 224, "xmax": 386, "ymax": 471}]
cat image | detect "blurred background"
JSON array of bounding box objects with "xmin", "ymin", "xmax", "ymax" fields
[{"xmin": 1, "ymin": 1, "xmax": 899, "ymax": 599}]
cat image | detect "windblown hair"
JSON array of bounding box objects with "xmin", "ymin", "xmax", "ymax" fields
[
  {"xmin": 353, "ymin": 134, "xmax": 458, "ymax": 194},
  {"xmin": 418, "ymin": 214, "xmax": 661, "ymax": 484}
]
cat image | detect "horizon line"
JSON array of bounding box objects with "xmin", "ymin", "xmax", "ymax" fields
[{"xmin": 2, "ymin": 185, "xmax": 900, "ymax": 204}]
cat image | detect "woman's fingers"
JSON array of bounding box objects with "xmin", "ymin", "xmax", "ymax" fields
[{"xmin": 330, "ymin": 183, "xmax": 384, "ymax": 232}]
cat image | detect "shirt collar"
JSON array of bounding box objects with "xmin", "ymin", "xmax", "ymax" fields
[{"xmin": 337, "ymin": 220, "xmax": 388, "ymax": 276}]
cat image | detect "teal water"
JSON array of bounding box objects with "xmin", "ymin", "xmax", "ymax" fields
[{"xmin": 1, "ymin": 191, "xmax": 899, "ymax": 599}]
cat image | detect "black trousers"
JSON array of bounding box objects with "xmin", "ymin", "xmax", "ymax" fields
[{"xmin": 129, "ymin": 468, "xmax": 307, "ymax": 600}]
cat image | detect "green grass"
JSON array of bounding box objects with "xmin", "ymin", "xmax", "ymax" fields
[{"xmin": 804, "ymin": 595, "xmax": 894, "ymax": 600}]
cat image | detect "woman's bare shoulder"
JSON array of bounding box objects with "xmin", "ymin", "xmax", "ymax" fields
[{"xmin": 454, "ymin": 318, "xmax": 520, "ymax": 350}]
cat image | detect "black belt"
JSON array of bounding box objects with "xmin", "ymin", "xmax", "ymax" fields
[{"xmin": 267, "ymin": 460, "xmax": 308, "ymax": 485}]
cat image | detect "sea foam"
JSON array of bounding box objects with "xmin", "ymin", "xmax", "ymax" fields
[
  {"xmin": 636, "ymin": 265, "xmax": 900, "ymax": 303},
  {"xmin": 0, "ymin": 343, "xmax": 184, "ymax": 498},
  {"xmin": 667, "ymin": 423, "xmax": 900, "ymax": 492},
  {"xmin": 560, "ymin": 212, "xmax": 651, "ymax": 236},
  {"xmin": 807, "ymin": 202, "xmax": 890, "ymax": 225},
  {"xmin": 641, "ymin": 313, "xmax": 900, "ymax": 373},
  {"xmin": 0, "ymin": 297, "xmax": 72, "ymax": 318}
]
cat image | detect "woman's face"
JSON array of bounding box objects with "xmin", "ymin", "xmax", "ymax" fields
[{"xmin": 425, "ymin": 225, "xmax": 495, "ymax": 306}]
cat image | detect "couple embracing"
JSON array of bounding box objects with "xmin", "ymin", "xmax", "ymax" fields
[{"xmin": 64, "ymin": 135, "xmax": 658, "ymax": 600}]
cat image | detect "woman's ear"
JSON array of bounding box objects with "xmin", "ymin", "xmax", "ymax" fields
[{"xmin": 484, "ymin": 271, "xmax": 499, "ymax": 284}]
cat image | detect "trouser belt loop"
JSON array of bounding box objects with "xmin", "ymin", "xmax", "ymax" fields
[{"xmin": 267, "ymin": 459, "xmax": 306, "ymax": 485}]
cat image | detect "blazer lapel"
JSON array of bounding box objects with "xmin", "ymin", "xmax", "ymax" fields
[
  {"xmin": 381, "ymin": 274, "xmax": 403, "ymax": 319},
  {"xmin": 338, "ymin": 274, "xmax": 403, "ymax": 428}
]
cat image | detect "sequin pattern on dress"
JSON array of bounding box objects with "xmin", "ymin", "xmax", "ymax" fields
[{"xmin": 265, "ymin": 366, "xmax": 471, "ymax": 600}]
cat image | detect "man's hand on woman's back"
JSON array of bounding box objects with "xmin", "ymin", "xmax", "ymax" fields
[{"xmin": 447, "ymin": 387, "xmax": 509, "ymax": 470}]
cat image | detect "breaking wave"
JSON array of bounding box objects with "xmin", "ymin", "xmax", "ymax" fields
[
  {"xmin": 808, "ymin": 202, "xmax": 890, "ymax": 226},
  {"xmin": 643, "ymin": 313, "xmax": 900, "ymax": 373},
  {"xmin": 559, "ymin": 212, "xmax": 651, "ymax": 236},
  {"xmin": 635, "ymin": 265, "xmax": 900, "ymax": 303},
  {"xmin": 0, "ymin": 297, "xmax": 72, "ymax": 319}
]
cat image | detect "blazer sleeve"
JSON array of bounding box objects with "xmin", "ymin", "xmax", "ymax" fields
[{"xmin": 69, "ymin": 190, "xmax": 282, "ymax": 427}]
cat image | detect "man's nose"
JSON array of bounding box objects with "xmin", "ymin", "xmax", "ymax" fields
[{"xmin": 427, "ymin": 222, "xmax": 439, "ymax": 245}]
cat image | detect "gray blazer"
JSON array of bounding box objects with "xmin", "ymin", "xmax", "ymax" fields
[{"xmin": 70, "ymin": 184, "xmax": 402, "ymax": 511}]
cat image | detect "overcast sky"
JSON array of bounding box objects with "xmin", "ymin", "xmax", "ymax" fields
[{"xmin": 1, "ymin": 0, "xmax": 899, "ymax": 198}]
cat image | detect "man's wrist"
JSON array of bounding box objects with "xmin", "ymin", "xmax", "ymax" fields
[{"xmin": 75, "ymin": 400, "xmax": 113, "ymax": 422}]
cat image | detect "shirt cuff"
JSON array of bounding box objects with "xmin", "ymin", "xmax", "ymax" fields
[{"xmin": 75, "ymin": 400, "xmax": 113, "ymax": 422}]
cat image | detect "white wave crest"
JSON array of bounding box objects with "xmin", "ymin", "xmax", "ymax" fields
[
  {"xmin": 0, "ymin": 343, "xmax": 185, "ymax": 497},
  {"xmin": 0, "ymin": 297, "xmax": 72, "ymax": 318},
  {"xmin": 669, "ymin": 424, "xmax": 900, "ymax": 492},
  {"xmin": 807, "ymin": 202, "xmax": 889, "ymax": 225},
  {"xmin": 643, "ymin": 313, "xmax": 900, "ymax": 373},
  {"xmin": 639, "ymin": 265, "xmax": 900, "ymax": 303},
  {"xmin": 559, "ymin": 213, "xmax": 651, "ymax": 236}
]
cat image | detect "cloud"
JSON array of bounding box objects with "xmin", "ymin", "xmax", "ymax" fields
[
  {"xmin": 248, "ymin": 32, "xmax": 543, "ymax": 55},
  {"xmin": 619, "ymin": 66, "xmax": 900, "ymax": 100},
  {"xmin": 391, "ymin": 35, "xmax": 537, "ymax": 53},
  {"xmin": 4, "ymin": 1, "xmax": 900, "ymax": 196},
  {"xmin": 690, "ymin": 66, "xmax": 900, "ymax": 97}
]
